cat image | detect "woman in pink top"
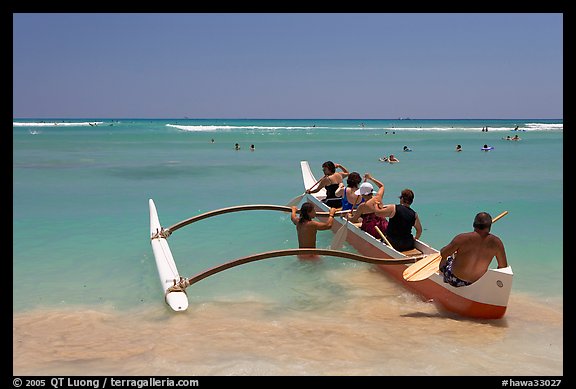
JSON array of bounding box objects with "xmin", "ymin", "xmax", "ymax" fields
[{"xmin": 347, "ymin": 173, "xmax": 388, "ymax": 239}]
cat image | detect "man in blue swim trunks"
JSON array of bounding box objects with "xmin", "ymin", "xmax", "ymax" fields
[{"xmin": 438, "ymin": 212, "xmax": 508, "ymax": 287}]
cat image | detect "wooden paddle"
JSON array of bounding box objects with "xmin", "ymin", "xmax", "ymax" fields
[
  {"xmin": 374, "ymin": 225, "xmax": 393, "ymax": 247},
  {"xmin": 330, "ymin": 216, "xmax": 350, "ymax": 250},
  {"xmin": 287, "ymin": 176, "xmax": 324, "ymax": 207},
  {"xmin": 402, "ymin": 211, "xmax": 508, "ymax": 282}
]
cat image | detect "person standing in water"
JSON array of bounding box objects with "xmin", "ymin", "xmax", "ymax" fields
[{"xmin": 291, "ymin": 202, "xmax": 337, "ymax": 259}]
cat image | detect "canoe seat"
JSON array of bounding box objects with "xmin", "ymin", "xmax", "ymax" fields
[{"xmin": 401, "ymin": 248, "xmax": 423, "ymax": 257}]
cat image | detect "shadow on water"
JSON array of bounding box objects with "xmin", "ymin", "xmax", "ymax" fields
[{"xmin": 400, "ymin": 310, "xmax": 510, "ymax": 328}]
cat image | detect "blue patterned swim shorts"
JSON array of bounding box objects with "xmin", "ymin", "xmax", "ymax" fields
[{"xmin": 439, "ymin": 255, "xmax": 472, "ymax": 287}]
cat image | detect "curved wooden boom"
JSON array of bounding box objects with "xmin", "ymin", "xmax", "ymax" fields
[
  {"xmin": 164, "ymin": 204, "xmax": 349, "ymax": 236},
  {"xmin": 169, "ymin": 248, "xmax": 417, "ymax": 293}
]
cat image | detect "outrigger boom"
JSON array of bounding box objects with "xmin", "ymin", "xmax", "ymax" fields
[{"xmin": 149, "ymin": 200, "xmax": 411, "ymax": 312}]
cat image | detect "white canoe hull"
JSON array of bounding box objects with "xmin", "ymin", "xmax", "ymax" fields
[
  {"xmin": 298, "ymin": 161, "xmax": 512, "ymax": 319},
  {"xmin": 149, "ymin": 199, "xmax": 189, "ymax": 311}
]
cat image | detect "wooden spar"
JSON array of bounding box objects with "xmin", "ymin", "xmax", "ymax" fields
[
  {"xmin": 164, "ymin": 204, "xmax": 350, "ymax": 236},
  {"xmin": 168, "ymin": 248, "xmax": 418, "ymax": 293}
]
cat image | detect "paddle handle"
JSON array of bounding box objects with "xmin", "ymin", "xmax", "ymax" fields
[
  {"xmin": 492, "ymin": 211, "xmax": 508, "ymax": 223},
  {"xmin": 306, "ymin": 175, "xmax": 326, "ymax": 193},
  {"xmin": 374, "ymin": 226, "xmax": 392, "ymax": 247}
]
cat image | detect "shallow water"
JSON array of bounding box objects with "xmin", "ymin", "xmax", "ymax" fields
[{"xmin": 13, "ymin": 118, "xmax": 563, "ymax": 375}]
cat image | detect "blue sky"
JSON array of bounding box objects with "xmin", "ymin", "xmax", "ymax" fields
[{"xmin": 12, "ymin": 13, "xmax": 563, "ymax": 119}]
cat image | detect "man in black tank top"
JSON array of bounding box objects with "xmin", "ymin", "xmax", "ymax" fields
[{"xmin": 375, "ymin": 189, "xmax": 423, "ymax": 252}]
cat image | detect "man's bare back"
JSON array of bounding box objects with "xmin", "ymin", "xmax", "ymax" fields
[{"xmin": 439, "ymin": 212, "xmax": 507, "ymax": 284}]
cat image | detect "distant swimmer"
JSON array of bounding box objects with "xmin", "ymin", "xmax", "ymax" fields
[
  {"xmin": 235, "ymin": 143, "xmax": 240, "ymax": 150},
  {"xmin": 481, "ymin": 144, "xmax": 494, "ymax": 151},
  {"xmin": 388, "ymin": 154, "xmax": 400, "ymax": 163},
  {"xmin": 456, "ymin": 144, "xmax": 462, "ymax": 152},
  {"xmin": 403, "ymin": 145, "xmax": 412, "ymax": 152},
  {"xmin": 250, "ymin": 144, "xmax": 255, "ymax": 151},
  {"xmin": 211, "ymin": 138, "xmax": 215, "ymax": 143}
]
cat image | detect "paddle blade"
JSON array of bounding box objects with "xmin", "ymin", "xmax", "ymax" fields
[
  {"xmin": 330, "ymin": 220, "xmax": 348, "ymax": 250},
  {"xmin": 402, "ymin": 253, "xmax": 442, "ymax": 282},
  {"xmin": 287, "ymin": 193, "xmax": 305, "ymax": 207}
]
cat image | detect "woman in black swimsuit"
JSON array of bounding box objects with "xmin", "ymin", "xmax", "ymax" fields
[{"xmin": 306, "ymin": 161, "xmax": 349, "ymax": 208}]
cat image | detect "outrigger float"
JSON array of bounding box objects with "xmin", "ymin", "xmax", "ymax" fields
[{"xmin": 149, "ymin": 161, "xmax": 513, "ymax": 319}]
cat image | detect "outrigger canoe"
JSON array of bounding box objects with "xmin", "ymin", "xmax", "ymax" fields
[
  {"xmin": 148, "ymin": 161, "xmax": 512, "ymax": 319},
  {"xmin": 297, "ymin": 160, "xmax": 513, "ymax": 319}
]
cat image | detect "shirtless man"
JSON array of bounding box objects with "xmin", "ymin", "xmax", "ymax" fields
[
  {"xmin": 291, "ymin": 202, "xmax": 337, "ymax": 249},
  {"xmin": 438, "ymin": 212, "xmax": 508, "ymax": 287}
]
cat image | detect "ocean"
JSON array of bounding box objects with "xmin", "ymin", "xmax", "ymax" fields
[{"xmin": 13, "ymin": 118, "xmax": 563, "ymax": 376}]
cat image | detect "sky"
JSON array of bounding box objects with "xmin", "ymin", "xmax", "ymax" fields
[{"xmin": 12, "ymin": 13, "xmax": 563, "ymax": 119}]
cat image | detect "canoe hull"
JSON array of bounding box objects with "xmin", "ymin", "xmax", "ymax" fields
[{"xmin": 298, "ymin": 161, "xmax": 512, "ymax": 319}]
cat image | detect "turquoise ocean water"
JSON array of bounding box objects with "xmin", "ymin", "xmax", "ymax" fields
[{"xmin": 13, "ymin": 119, "xmax": 563, "ymax": 376}]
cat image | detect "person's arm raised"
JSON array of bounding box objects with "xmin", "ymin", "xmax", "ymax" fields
[
  {"xmin": 290, "ymin": 206, "xmax": 299, "ymax": 225},
  {"xmin": 365, "ymin": 173, "xmax": 385, "ymax": 199},
  {"xmin": 335, "ymin": 163, "xmax": 349, "ymax": 174}
]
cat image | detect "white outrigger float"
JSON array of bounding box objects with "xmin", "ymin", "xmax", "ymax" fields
[
  {"xmin": 148, "ymin": 161, "xmax": 513, "ymax": 319},
  {"xmin": 149, "ymin": 199, "xmax": 188, "ymax": 311}
]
